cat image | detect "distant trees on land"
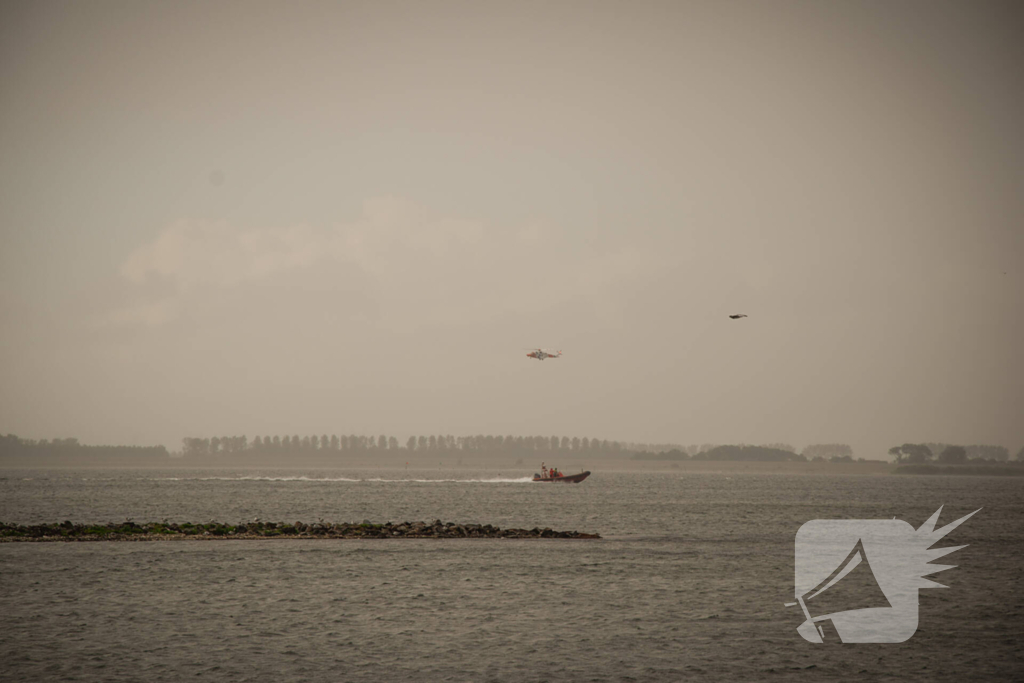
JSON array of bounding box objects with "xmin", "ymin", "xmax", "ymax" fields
[
  {"xmin": 965, "ymin": 445, "xmax": 1010, "ymax": 461},
  {"xmin": 801, "ymin": 444, "xmax": 854, "ymax": 461},
  {"xmin": 631, "ymin": 445, "xmax": 809, "ymax": 462},
  {"xmin": 178, "ymin": 434, "xmax": 630, "ymax": 458},
  {"xmin": 4, "ymin": 431, "xmax": 1018, "ymax": 465},
  {"xmin": 620, "ymin": 442, "xmax": 741, "ymax": 456},
  {"xmin": 888, "ymin": 443, "xmax": 934, "ymax": 464},
  {"xmin": 623, "ymin": 442, "xmax": 695, "ymax": 455},
  {"xmin": 631, "ymin": 443, "xmax": 864, "ymax": 463},
  {"xmin": 631, "ymin": 449, "xmax": 690, "ymax": 461},
  {"xmin": 0, "ymin": 434, "xmax": 168, "ymax": 459},
  {"xmin": 889, "ymin": 443, "xmax": 1011, "ymax": 464},
  {"xmin": 923, "ymin": 443, "xmax": 1010, "ymax": 462},
  {"xmin": 694, "ymin": 445, "xmax": 806, "ymax": 462},
  {"xmin": 184, "ymin": 436, "xmax": 248, "ymax": 455},
  {"xmin": 937, "ymin": 446, "xmax": 967, "ymax": 464},
  {"xmin": 178, "ymin": 435, "xmax": 833, "ymax": 460},
  {"xmin": 761, "ymin": 443, "xmax": 798, "ymax": 453}
]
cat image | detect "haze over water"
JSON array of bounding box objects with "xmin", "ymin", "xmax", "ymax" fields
[
  {"xmin": 3, "ymin": 1, "xmax": 1023, "ymax": 680},
  {"xmin": 2, "ymin": 0, "xmax": 1022, "ymax": 457},
  {"xmin": 2, "ymin": 467, "xmax": 1021, "ymax": 681}
]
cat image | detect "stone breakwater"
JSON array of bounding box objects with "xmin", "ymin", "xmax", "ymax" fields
[{"xmin": 0, "ymin": 520, "xmax": 601, "ymax": 541}]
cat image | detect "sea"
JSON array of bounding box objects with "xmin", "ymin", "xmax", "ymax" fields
[{"xmin": 1, "ymin": 467, "xmax": 1021, "ymax": 682}]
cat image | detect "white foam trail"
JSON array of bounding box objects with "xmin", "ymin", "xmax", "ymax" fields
[
  {"xmin": 152, "ymin": 475, "xmax": 535, "ymax": 483},
  {"xmin": 154, "ymin": 476, "xmax": 359, "ymax": 482},
  {"xmin": 363, "ymin": 477, "xmax": 535, "ymax": 483}
]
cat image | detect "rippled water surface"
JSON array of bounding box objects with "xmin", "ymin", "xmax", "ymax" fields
[{"xmin": 1, "ymin": 468, "xmax": 1021, "ymax": 681}]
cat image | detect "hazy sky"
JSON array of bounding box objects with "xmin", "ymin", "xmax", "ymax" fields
[{"xmin": 2, "ymin": 0, "xmax": 1022, "ymax": 458}]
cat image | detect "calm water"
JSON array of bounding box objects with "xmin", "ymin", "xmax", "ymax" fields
[{"xmin": 1, "ymin": 468, "xmax": 1021, "ymax": 681}]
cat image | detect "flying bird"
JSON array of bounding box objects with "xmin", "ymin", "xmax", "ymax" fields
[
  {"xmin": 525, "ymin": 348, "xmax": 562, "ymax": 361},
  {"xmin": 729, "ymin": 314, "xmax": 748, "ymax": 319}
]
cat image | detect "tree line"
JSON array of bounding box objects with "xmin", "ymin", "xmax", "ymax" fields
[
  {"xmin": 633, "ymin": 445, "xmax": 799, "ymax": 462},
  {"xmin": 181, "ymin": 434, "xmax": 633, "ymax": 457},
  {"xmin": 631, "ymin": 444, "xmax": 860, "ymax": 462},
  {"xmin": 888, "ymin": 443, "xmax": 1021, "ymax": 464},
  {"xmin": 5, "ymin": 432, "xmax": 1021, "ymax": 463},
  {"xmin": 0, "ymin": 434, "xmax": 169, "ymax": 459},
  {"xmin": 632, "ymin": 443, "xmax": 859, "ymax": 462},
  {"xmin": 178, "ymin": 436, "xmax": 865, "ymax": 459}
]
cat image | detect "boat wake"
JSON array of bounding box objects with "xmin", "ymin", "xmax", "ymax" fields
[{"xmin": 154, "ymin": 476, "xmax": 535, "ymax": 483}]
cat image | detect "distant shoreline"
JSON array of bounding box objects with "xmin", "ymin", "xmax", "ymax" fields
[
  {"xmin": 2, "ymin": 456, "xmax": 1021, "ymax": 476},
  {"xmin": 0, "ymin": 455, "xmax": 892, "ymax": 472},
  {"xmin": 894, "ymin": 464, "xmax": 1024, "ymax": 476}
]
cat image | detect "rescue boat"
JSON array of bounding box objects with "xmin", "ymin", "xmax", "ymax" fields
[{"xmin": 532, "ymin": 467, "xmax": 590, "ymax": 483}]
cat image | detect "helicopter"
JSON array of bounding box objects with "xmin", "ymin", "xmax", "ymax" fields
[{"xmin": 525, "ymin": 348, "xmax": 562, "ymax": 361}]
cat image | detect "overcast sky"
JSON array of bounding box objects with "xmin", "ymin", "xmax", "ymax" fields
[{"xmin": 2, "ymin": 0, "xmax": 1021, "ymax": 458}]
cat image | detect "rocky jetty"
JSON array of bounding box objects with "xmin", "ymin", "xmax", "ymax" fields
[{"xmin": 0, "ymin": 520, "xmax": 600, "ymax": 542}]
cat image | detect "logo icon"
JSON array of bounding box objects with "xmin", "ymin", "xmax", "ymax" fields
[{"xmin": 787, "ymin": 506, "xmax": 980, "ymax": 643}]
